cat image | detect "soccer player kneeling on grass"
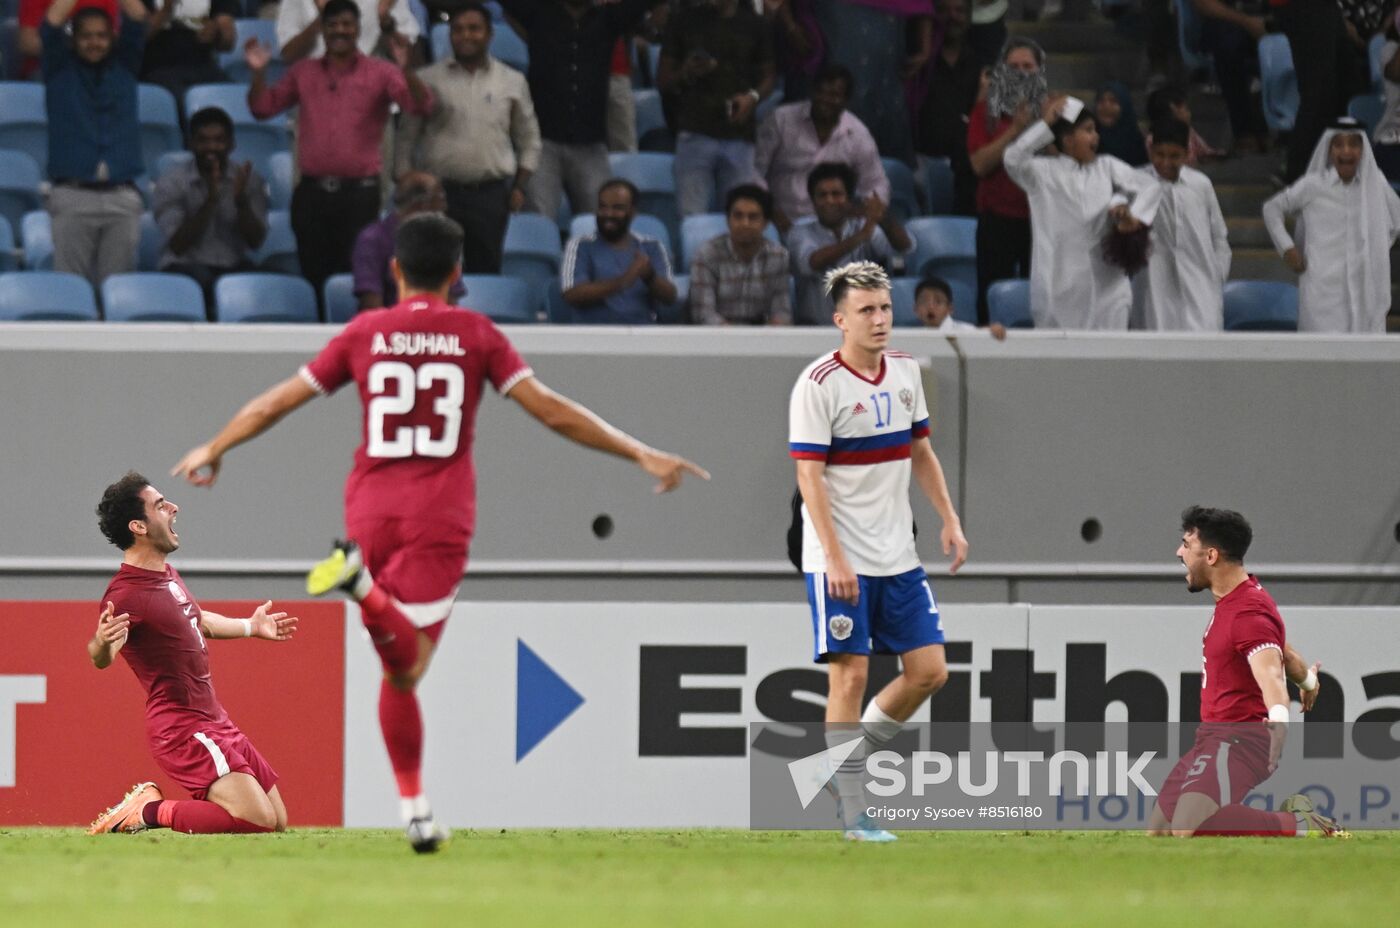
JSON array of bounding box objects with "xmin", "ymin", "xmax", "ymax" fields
[
  {"xmin": 87, "ymin": 472, "xmax": 297, "ymax": 836},
  {"xmin": 788, "ymin": 261, "xmax": 969, "ymax": 842},
  {"xmin": 1148, "ymin": 506, "xmax": 1342, "ymax": 838}
]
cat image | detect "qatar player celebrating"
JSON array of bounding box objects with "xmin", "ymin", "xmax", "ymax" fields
[
  {"xmin": 1148, "ymin": 506, "xmax": 1342, "ymax": 838},
  {"xmin": 87, "ymin": 472, "xmax": 298, "ymax": 836},
  {"xmin": 172, "ymin": 213, "xmax": 707, "ymax": 852},
  {"xmin": 788, "ymin": 261, "xmax": 969, "ymax": 842}
]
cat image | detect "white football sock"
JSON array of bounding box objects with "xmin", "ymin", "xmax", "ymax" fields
[
  {"xmin": 862, "ymin": 699, "xmax": 904, "ymax": 749},
  {"xmin": 400, "ymin": 794, "xmax": 431, "ymax": 824},
  {"xmin": 350, "ymin": 563, "xmax": 374, "ymax": 601}
]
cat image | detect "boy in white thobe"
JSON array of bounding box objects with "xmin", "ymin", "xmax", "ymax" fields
[
  {"xmin": 1004, "ymin": 95, "xmax": 1161, "ymax": 329},
  {"xmin": 1136, "ymin": 118, "xmax": 1231, "ymax": 331},
  {"xmin": 1262, "ymin": 118, "xmax": 1400, "ymax": 333}
]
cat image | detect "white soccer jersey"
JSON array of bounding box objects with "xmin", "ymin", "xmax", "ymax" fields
[{"xmin": 788, "ymin": 350, "xmax": 931, "ymax": 576}]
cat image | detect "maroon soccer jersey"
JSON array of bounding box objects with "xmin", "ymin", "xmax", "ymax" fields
[
  {"xmin": 1199, "ymin": 574, "xmax": 1287, "ymax": 723},
  {"xmin": 101, "ymin": 563, "xmax": 229, "ymax": 747},
  {"xmin": 300, "ymin": 295, "xmax": 532, "ymax": 533}
]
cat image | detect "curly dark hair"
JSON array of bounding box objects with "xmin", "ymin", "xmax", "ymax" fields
[{"xmin": 97, "ymin": 472, "xmax": 151, "ymax": 550}]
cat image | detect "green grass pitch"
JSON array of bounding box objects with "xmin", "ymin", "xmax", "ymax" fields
[{"xmin": 4, "ymin": 829, "xmax": 1397, "ymax": 927}]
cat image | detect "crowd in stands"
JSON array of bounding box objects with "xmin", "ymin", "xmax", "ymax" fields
[{"xmin": 4, "ymin": 0, "xmax": 1400, "ymax": 332}]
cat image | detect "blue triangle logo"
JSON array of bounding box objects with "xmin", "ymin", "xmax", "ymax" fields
[{"xmin": 516, "ymin": 639, "xmax": 585, "ymax": 762}]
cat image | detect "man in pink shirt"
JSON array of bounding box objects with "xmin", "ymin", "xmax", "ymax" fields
[
  {"xmin": 754, "ymin": 64, "xmax": 889, "ymax": 234},
  {"xmin": 246, "ymin": 0, "xmax": 432, "ymax": 299}
]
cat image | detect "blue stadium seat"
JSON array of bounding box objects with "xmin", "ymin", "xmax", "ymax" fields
[
  {"xmin": 0, "ymin": 149, "xmax": 42, "ymax": 235},
  {"xmin": 1223, "ymin": 280, "xmax": 1298, "ymax": 331},
  {"xmin": 608, "ymin": 152, "xmax": 679, "ymax": 250},
  {"xmin": 0, "ymin": 81, "xmax": 47, "ymax": 169},
  {"xmin": 184, "ymin": 83, "xmax": 289, "ymax": 176},
  {"xmin": 267, "ymin": 151, "xmax": 293, "ymax": 209},
  {"xmin": 220, "ymin": 19, "xmax": 282, "ymax": 84},
  {"xmin": 1348, "ymin": 94, "xmax": 1385, "ymax": 137},
  {"xmin": 678, "ymin": 212, "xmax": 781, "ymax": 268},
  {"xmin": 0, "ymin": 270, "xmax": 97, "ymax": 320},
  {"xmin": 101, "ymin": 272, "xmax": 207, "ymax": 322},
  {"xmin": 138, "ymin": 211, "xmax": 162, "ymax": 271},
  {"xmin": 256, "ymin": 210, "xmax": 299, "ymax": 275},
  {"xmin": 569, "ymin": 213, "xmax": 674, "ymax": 262},
  {"xmin": 923, "ymin": 156, "xmax": 954, "ymax": 216},
  {"xmin": 1259, "ymin": 35, "xmax": 1298, "ymax": 133},
  {"xmin": 502, "ymin": 212, "xmax": 562, "ymax": 278},
  {"xmin": 457, "ymin": 274, "xmax": 536, "ymax": 323},
  {"xmin": 904, "ymin": 216, "xmax": 977, "ymax": 295},
  {"xmin": 661, "ymin": 272, "xmax": 688, "ymax": 324},
  {"xmin": 987, "ymin": 279, "xmax": 1033, "ymax": 328},
  {"xmin": 633, "ymin": 89, "xmax": 665, "ymax": 145},
  {"xmin": 490, "ymin": 22, "xmax": 528, "ymax": 72},
  {"xmin": 156, "ymin": 150, "xmax": 194, "ymax": 178},
  {"xmin": 881, "ymin": 157, "xmax": 920, "ymax": 223},
  {"xmin": 21, "ymin": 210, "xmax": 51, "ymax": 270},
  {"xmin": 0, "ymin": 213, "xmax": 14, "ymax": 272},
  {"xmin": 322, "ymin": 273, "xmax": 358, "ymax": 324},
  {"xmin": 214, "ymin": 272, "xmax": 318, "ymax": 322},
  {"xmin": 138, "ymin": 83, "xmax": 183, "ymax": 178},
  {"xmin": 430, "ymin": 22, "xmax": 449, "ymax": 61}
]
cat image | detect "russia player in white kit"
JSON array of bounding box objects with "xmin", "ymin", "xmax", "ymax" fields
[{"xmin": 788, "ymin": 261, "xmax": 969, "ymax": 841}]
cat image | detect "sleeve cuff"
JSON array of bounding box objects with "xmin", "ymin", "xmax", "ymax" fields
[
  {"xmin": 498, "ymin": 366, "xmax": 533, "ymax": 396},
  {"xmin": 298, "ymin": 365, "xmax": 328, "ymax": 396}
]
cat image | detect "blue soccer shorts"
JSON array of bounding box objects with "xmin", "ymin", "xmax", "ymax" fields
[{"xmin": 804, "ymin": 565, "xmax": 944, "ymax": 663}]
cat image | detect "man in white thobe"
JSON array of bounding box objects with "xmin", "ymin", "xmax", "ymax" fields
[
  {"xmin": 1262, "ymin": 118, "xmax": 1400, "ymax": 333},
  {"xmin": 1135, "ymin": 118, "xmax": 1230, "ymax": 331},
  {"xmin": 1004, "ymin": 95, "xmax": 1161, "ymax": 330}
]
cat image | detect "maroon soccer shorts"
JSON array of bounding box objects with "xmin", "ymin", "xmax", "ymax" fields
[
  {"xmin": 346, "ymin": 516, "xmax": 471, "ymax": 631},
  {"xmin": 152, "ymin": 721, "xmax": 279, "ymax": 800},
  {"xmin": 1155, "ymin": 727, "xmax": 1273, "ymax": 821}
]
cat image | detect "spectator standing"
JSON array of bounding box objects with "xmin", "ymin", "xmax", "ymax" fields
[
  {"xmin": 689, "ymin": 184, "xmax": 792, "ymax": 325},
  {"xmin": 351, "ymin": 171, "xmax": 465, "ymax": 310},
  {"xmin": 247, "ymin": 0, "xmax": 433, "ymax": 296},
  {"xmin": 967, "ymin": 36, "xmax": 1045, "ymax": 324},
  {"xmin": 498, "ymin": 0, "xmax": 659, "ymax": 220},
  {"xmin": 1368, "ymin": 12, "xmax": 1400, "ymax": 181},
  {"xmin": 153, "ymin": 107, "xmax": 269, "ymax": 312},
  {"xmin": 768, "ymin": 0, "xmax": 822, "ymax": 104},
  {"xmin": 396, "ymin": 2, "xmax": 541, "ymax": 274},
  {"xmin": 966, "ymin": 0, "xmax": 1006, "ymax": 68},
  {"xmin": 1003, "ymin": 96, "xmax": 1162, "ymax": 329},
  {"xmin": 1094, "ymin": 81, "xmax": 1147, "ymax": 167},
  {"xmin": 562, "ymin": 178, "xmax": 677, "ymax": 323},
  {"xmin": 657, "ymin": 0, "xmax": 775, "ymax": 217},
  {"xmin": 916, "ymin": 0, "xmax": 981, "ymax": 215},
  {"xmin": 1136, "ymin": 118, "xmax": 1230, "ymax": 331},
  {"xmin": 17, "ymin": 0, "xmax": 118, "ymax": 78},
  {"xmin": 607, "ymin": 37, "xmax": 638, "ymax": 153},
  {"xmin": 1275, "ymin": 0, "xmax": 1369, "ymax": 182},
  {"xmin": 139, "ymin": 0, "xmax": 237, "ymax": 109},
  {"xmin": 814, "ymin": 0, "xmax": 933, "ymax": 165},
  {"xmin": 277, "ymin": 0, "xmax": 419, "ymax": 63},
  {"xmin": 787, "ymin": 161, "xmax": 912, "ymax": 325},
  {"xmin": 1190, "ymin": 0, "xmax": 1268, "ymax": 154},
  {"xmin": 754, "ymin": 64, "xmax": 889, "ymax": 233},
  {"xmin": 1263, "ymin": 120, "xmax": 1400, "ymax": 332},
  {"xmin": 42, "ymin": 0, "xmax": 149, "ymax": 290}
]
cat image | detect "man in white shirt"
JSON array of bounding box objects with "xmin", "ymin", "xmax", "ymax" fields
[
  {"xmin": 1135, "ymin": 118, "xmax": 1230, "ymax": 331},
  {"xmin": 788, "ymin": 260, "xmax": 968, "ymax": 842}
]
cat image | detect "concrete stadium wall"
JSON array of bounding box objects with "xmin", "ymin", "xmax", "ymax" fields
[{"xmin": 2, "ymin": 325, "xmax": 1398, "ymax": 606}]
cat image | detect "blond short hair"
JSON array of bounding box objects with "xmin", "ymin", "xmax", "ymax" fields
[{"xmin": 823, "ymin": 261, "xmax": 890, "ymax": 308}]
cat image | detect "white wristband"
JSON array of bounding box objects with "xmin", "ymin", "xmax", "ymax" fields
[
  {"xmin": 1267, "ymin": 704, "xmax": 1290, "ymax": 724},
  {"xmin": 239, "ymin": 619, "xmax": 252, "ymax": 638},
  {"xmin": 1300, "ymin": 668, "xmax": 1318, "ymax": 692}
]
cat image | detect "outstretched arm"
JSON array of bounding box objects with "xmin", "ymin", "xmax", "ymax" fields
[
  {"xmin": 508, "ymin": 376, "xmax": 708, "ymax": 493},
  {"xmin": 171, "ymin": 375, "xmax": 319, "ymax": 486},
  {"xmin": 201, "ymin": 601, "xmax": 299, "ymax": 641},
  {"xmin": 87, "ymin": 601, "xmax": 130, "ymax": 669}
]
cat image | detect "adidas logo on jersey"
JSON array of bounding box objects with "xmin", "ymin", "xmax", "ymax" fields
[{"xmin": 852, "ymin": 403, "xmax": 868, "ymax": 415}]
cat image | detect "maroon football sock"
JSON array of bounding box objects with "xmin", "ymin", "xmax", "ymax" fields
[
  {"xmin": 379, "ymin": 679, "xmax": 425, "ymax": 798},
  {"xmin": 360, "ymin": 585, "xmax": 420, "ymax": 674},
  {"xmin": 1194, "ymin": 804, "xmax": 1297, "ymax": 836},
  {"xmin": 144, "ymin": 800, "xmax": 273, "ymax": 834}
]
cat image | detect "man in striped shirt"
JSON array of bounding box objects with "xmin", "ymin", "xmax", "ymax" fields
[{"xmin": 788, "ymin": 261, "xmax": 968, "ymax": 841}]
